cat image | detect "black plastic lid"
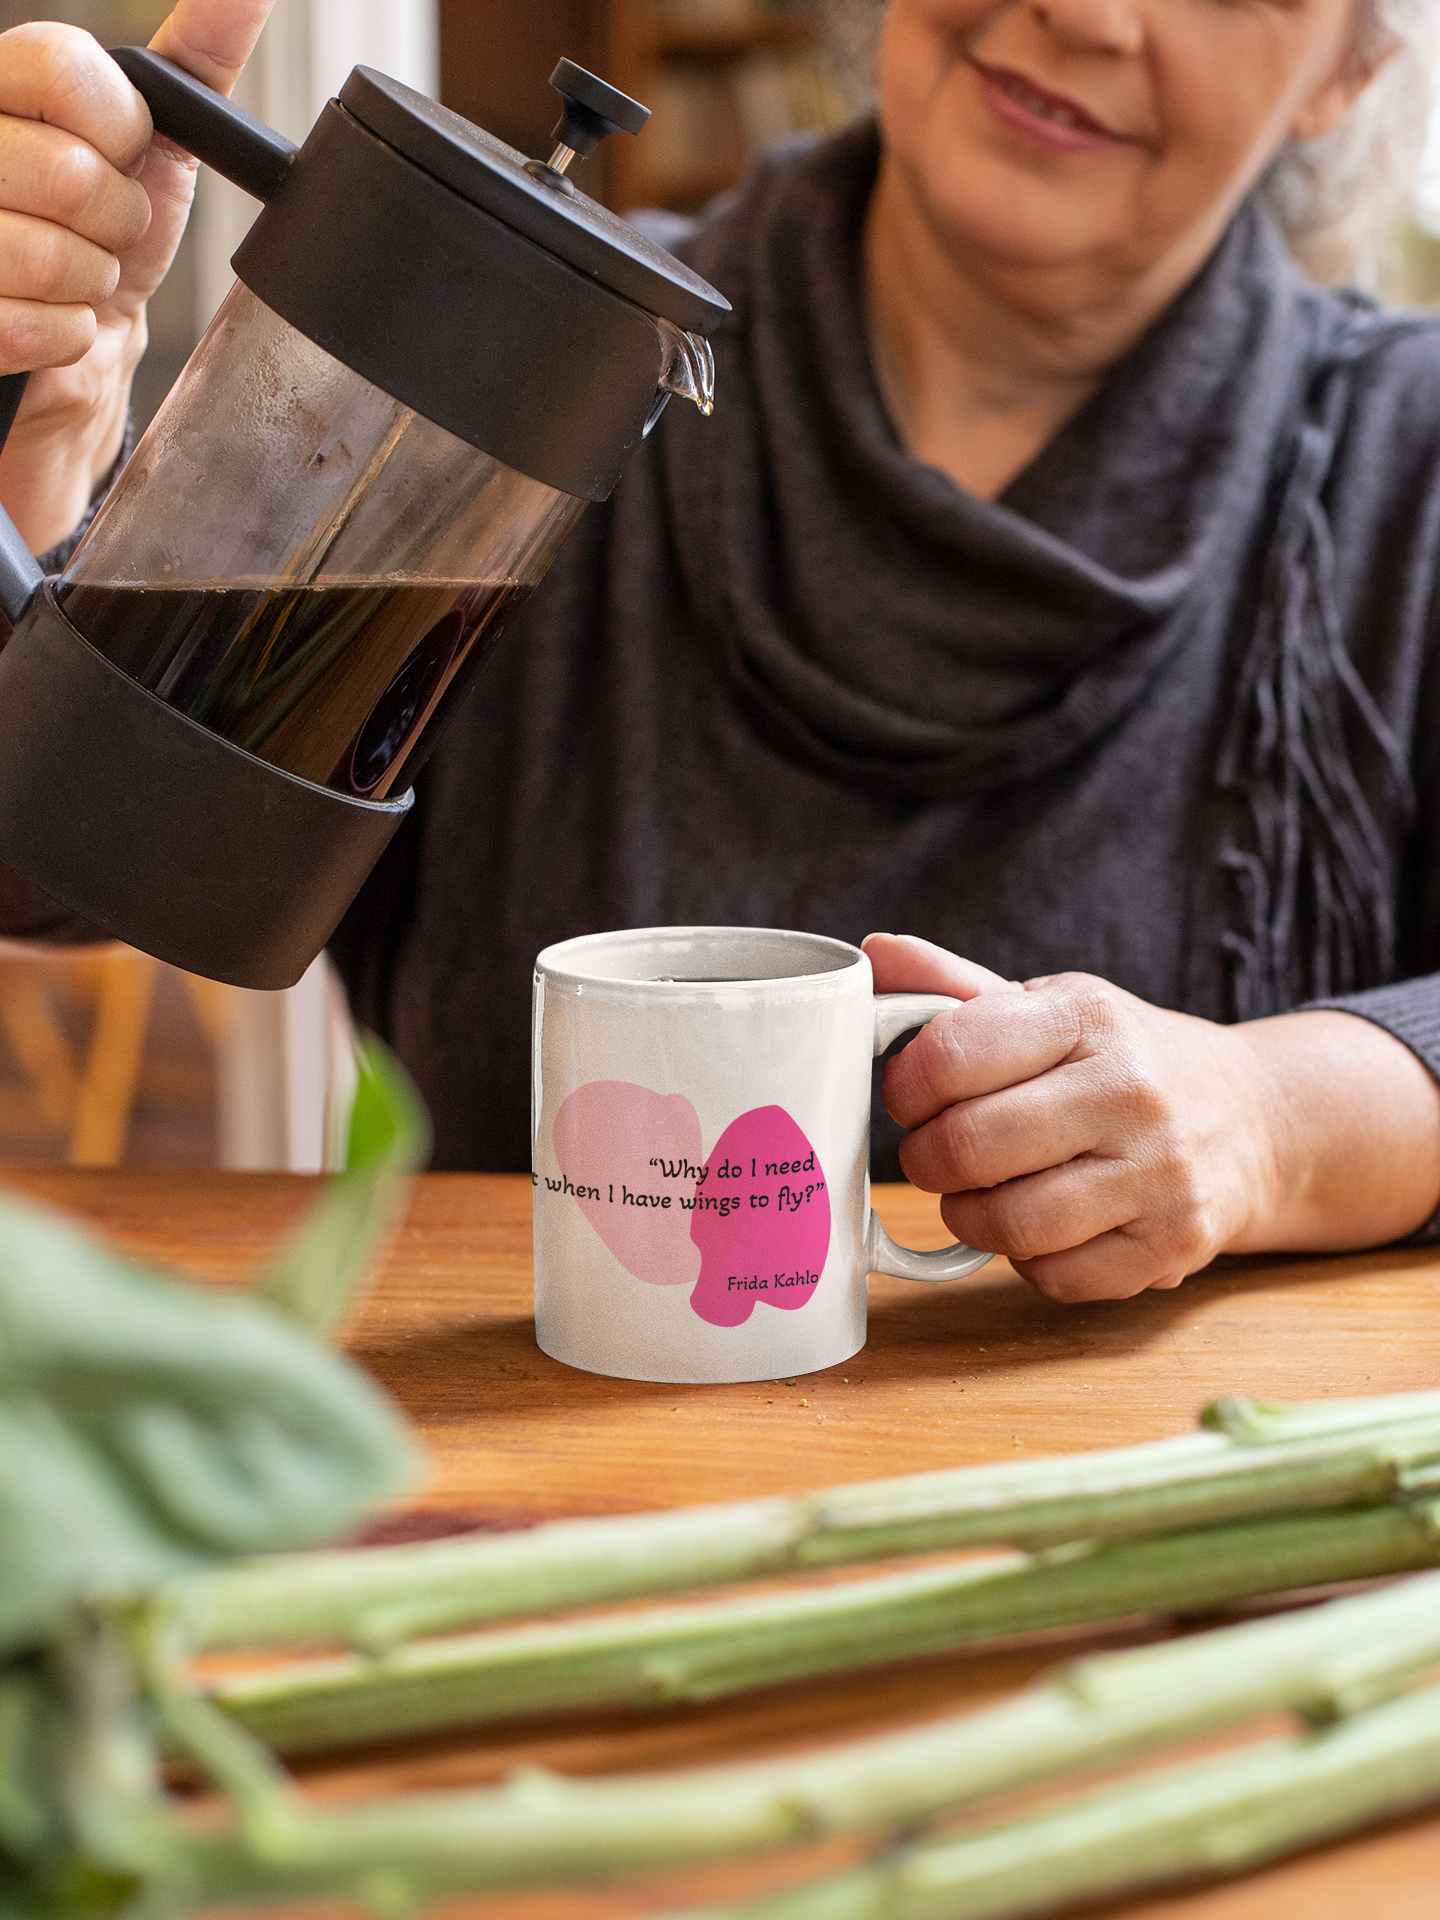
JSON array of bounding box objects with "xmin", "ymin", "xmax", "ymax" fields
[{"xmin": 338, "ymin": 68, "xmax": 729, "ymax": 334}]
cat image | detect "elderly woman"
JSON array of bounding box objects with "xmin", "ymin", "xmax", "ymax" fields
[{"xmin": 1, "ymin": 0, "xmax": 1438, "ymax": 1301}]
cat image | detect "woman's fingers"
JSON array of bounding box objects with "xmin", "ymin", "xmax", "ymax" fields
[
  {"xmin": 936, "ymin": 1152, "xmax": 1213, "ymax": 1286},
  {"xmin": 0, "ymin": 295, "xmax": 96, "ymax": 376},
  {"xmin": 938, "ymin": 1158, "xmax": 1136, "ymax": 1263},
  {"xmin": 0, "ymin": 119, "xmax": 148, "ymax": 372},
  {"xmin": 150, "ymin": 0, "xmax": 279, "ymax": 97},
  {"xmin": 0, "ymin": 103, "xmax": 152, "ymax": 256},
  {"xmin": 0, "ymin": 6, "xmax": 275, "ymax": 547},
  {"xmin": 863, "ymin": 931, "xmax": 1023, "ymax": 1001},
  {"xmin": 882, "ymin": 972, "xmax": 1114, "ymax": 1130},
  {"xmin": 0, "ymin": 209, "xmax": 123, "ymax": 307},
  {"xmin": 0, "ymin": 26, "xmax": 152, "ymax": 379},
  {"xmin": 998, "ymin": 1226, "xmax": 1195, "ymax": 1304},
  {"xmin": 0, "ymin": 22, "xmax": 152, "ymax": 169},
  {"xmin": 896, "ymin": 1063, "xmax": 1101, "ymax": 1192}
]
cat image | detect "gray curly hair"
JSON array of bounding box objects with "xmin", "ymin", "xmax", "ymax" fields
[
  {"xmin": 1258, "ymin": 0, "xmax": 1436, "ymax": 284},
  {"xmin": 825, "ymin": 0, "xmax": 1437, "ymax": 288}
]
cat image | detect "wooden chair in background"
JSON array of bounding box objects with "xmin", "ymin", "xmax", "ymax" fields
[
  {"xmin": 0, "ymin": 943, "xmax": 352, "ymax": 1170},
  {"xmin": 0, "ymin": 942, "xmax": 235, "ymax": 1167}
]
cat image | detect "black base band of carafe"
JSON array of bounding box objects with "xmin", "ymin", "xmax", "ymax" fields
[{"xmin": 0, "ymin": 585, "xmax": 412, "ymax": 990}]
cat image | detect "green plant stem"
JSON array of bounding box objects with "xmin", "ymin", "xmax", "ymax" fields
[
  {"xmin": 147, "ymin": 1570, "xmax": 1440, "ymax": 1909},
  {"xmin": 169, "ymin": 1391, "xmax": 1440, "ymax": 1653},
  {"xmin": 206, "ymin": 1499, "xmax": 1440, "ymax": 1754},
  {"xmin": 652, "ymin": 1678, "xmax": 1440, "ymax": 1920}
]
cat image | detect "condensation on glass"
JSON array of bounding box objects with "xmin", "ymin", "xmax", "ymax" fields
[{"xmin": 58, "ymin": 285, "xmax": 585, "ymax": 799}]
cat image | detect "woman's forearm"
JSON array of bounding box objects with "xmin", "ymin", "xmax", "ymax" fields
[{"xmin": 1227, "ymin": 1011, "xmax": 1440, "ymax": 1253}]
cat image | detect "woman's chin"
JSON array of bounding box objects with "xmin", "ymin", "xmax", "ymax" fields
[
  {"xmin": 884, "ymin": 147, "xmax": 1125, "ymax": 279},
  {"xmin": 920, "ymin": 192, "xmax": 1117, "ymax": 278}
]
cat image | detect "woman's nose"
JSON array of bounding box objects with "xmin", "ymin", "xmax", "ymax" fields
[{"xmin": 1027, "ymin": 0, "xmax": 1146, "ymax": 59}]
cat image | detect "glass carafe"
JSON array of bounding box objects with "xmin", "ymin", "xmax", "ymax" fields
[{"xmin": 56, "ymin": 285, "xmax": 586, "ymax": 801}]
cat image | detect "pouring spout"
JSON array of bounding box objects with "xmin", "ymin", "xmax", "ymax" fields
[{"xmin": 656, "ymin": 317, "xmax": 716, "ymax": 417}]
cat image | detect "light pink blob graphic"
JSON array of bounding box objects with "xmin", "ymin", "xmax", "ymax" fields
[
  {"xmin": 688, "ymin": 1106, "xmax": 830, "ymax": 1328},
  {"xmin": 551, "ymin": 1081, "xmax": 702, "ymax": 1287}
]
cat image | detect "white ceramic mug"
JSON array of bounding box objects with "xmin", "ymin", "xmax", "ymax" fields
[{"xmin": 531, "ymin": 926, "xmax": 992, "ymax": 1383}]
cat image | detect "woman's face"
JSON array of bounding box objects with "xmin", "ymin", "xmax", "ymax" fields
[{"xmin": 878, "ymin": 0, "xmax": 1378, "ymax": 289}]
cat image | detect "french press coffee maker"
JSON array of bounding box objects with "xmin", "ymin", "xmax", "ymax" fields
[{"xmin": 0, "ymin": 49, "xmax": 727, "ymax": 988}]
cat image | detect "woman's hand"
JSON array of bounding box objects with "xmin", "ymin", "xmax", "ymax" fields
[
  {"xmin": 865, "ymin": 932, "xmax": 1440, "ymax": 1302},
  {"xmin": 0, "ymin": 2, "xmax": 275, "ymax": 554}
]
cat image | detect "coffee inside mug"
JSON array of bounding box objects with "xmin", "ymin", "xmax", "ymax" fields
[{"xmin": 547, "ymin": 926, "xmax": 860, "ymax": 988}]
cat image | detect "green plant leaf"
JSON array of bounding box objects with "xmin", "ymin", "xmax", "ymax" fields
[
  {"xmin": 0, "ymin": 1038, "xmax": 428, "ymax": 1914},
  {"xmin": 0, "ymin": 1189, "xmax": 416, "ymax": 1662},
  {"xmin": 252, "ymin": 1035, "xmax": 430, "ymax": 1341}
]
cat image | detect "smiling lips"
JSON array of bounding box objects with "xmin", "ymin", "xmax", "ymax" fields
[{"xmin": 971, "ymin": 59, "xmax": 1124, "ymax": 152}]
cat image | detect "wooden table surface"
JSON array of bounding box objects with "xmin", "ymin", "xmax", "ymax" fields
[{"xmin": 7, "ymin": 1166, "xmax": 1439, "ymax": 1919}]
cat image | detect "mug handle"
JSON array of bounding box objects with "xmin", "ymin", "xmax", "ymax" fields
[{"xmin": 866, "ymin": 993, "xmax": 993, "ymax": 1283}]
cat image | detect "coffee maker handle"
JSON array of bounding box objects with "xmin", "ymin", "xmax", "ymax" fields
[
  {"xmin": 0, "ymin": 51, "xmax": 301, "ymax": 626},
  {"xmin": 109, "ymin": 47, "xmax": 298, "ymax": 203}
]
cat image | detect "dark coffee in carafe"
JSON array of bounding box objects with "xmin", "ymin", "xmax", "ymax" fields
[{"xmin": 57, "ymin": 578, "xmax": 529, "ymax": 799}]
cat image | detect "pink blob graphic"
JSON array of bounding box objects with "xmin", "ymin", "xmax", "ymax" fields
[
  {"xmin": 688, "ymin": 1106, "xmax": 830, "ymax": 1327},
  {"xmin": 551, "ymin": 1081, "xmax": 703, "ymax": 1287}
]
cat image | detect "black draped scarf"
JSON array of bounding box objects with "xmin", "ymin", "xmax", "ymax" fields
[{"xmin": 657, "ymin": 122, "xmax": 1421, "ymax": 1016}]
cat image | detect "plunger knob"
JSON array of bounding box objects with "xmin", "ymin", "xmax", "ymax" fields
[
  {"xmin": 548, "ymin": 60, "xmax": 649, "ymax": 162},
  {"xmin": 527, "ymin": 60, "xmax": 650, "ymax": 192}
]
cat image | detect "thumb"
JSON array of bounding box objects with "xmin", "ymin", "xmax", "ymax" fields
[
  {"xmin": 149, "ymin": 0, "xmax": 278, "ymax": 96},
  {"xmin": 861, "ymin": 932, "xmax": 1024, "ymax": 1001},
  {"xmin": 105, "ymin": 0, "xmax": 280, "ymax": 315}
]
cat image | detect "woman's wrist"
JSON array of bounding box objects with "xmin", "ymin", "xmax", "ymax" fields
[
  {"xmin": 0, "ymin": 374, "xmax": 133, "ymax": 557},
  {"xmin": 0, "ymin": 292, "xmax": 144, "ymax": 556},
  {"xmin": 1224, "ymin": 1010, "xmax": 1440, "ymax": 1253}
]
